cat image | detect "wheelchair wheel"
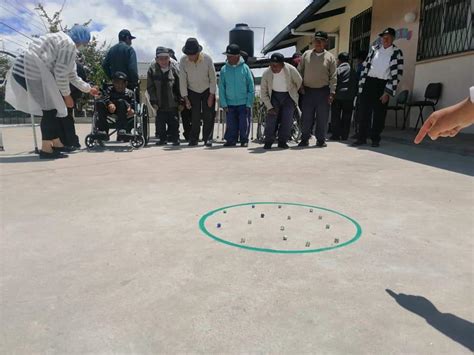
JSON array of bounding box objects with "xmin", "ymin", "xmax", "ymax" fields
[
  {"xmin": 130, "ymin": 135, "xmax": 145, "ymax": 149},
  {"xmin": 85, "ymin": 134, "xmax": 99, "ymax": 149},
  {"xmin": 141, "ymin": 104, "xmax": 150, "ymax": 145}
]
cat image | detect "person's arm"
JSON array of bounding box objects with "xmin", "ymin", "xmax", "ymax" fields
[
  {"xmin": 260, "ymin": 71, "xmax": 273, "ymax": 110},
  {"xmin": 128, "ymin": 47, "xmax": 139, "ymax": 85},
  {"xmin": 291, "ymin": 65, "xmax": 303, "ymax": 90},
  {"xmin": 414, "ymin": 96, "xmax": 474, "ymax": 143},
  {"xmin": 245, "ymin": 65, "xmax": 255, "ymax": 108},
  {"xmin": 297, "ymin": 52, "xmax": 305, "ymax": 78},
  {"xmin": 208, "ymin": 57, "xmax": 217, "ymax": 95},
  {"xmin": 384, "ymin": 49, "xmax": 404, "ymax": 97},
  {"xmin": 147, "ymin": 66, "xmax": 158, "ymax": 107},
  {"xmin": 179, "ymin": 60, "xmax": 188, "ymax": 98},
  {"xmin": 328, "ymin": 56, "xmax": 337, "ymax": 95},
  {"xmin": 54, "ymin": 44, "xmax": 76, "ymax": 97},
  {"xmin": 102, "ymin": 51, "xmax": 111, "ymax": 80},
  {"xmin": 69, "ymin": 62, "xmax": 92, "ymax": 93},
  {"xmin": 218, "ymin": 68, "xmax": 227, "ymax": 108}
]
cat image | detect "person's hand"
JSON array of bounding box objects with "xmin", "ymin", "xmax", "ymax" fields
[
  {"xmin": 207, "ymin": 93, "xmax": 215, "ymax": 108},
  {"xmin": 107, "ymin": 103, "xmax": 116, "ymax": 113},
  {"xmin": 380, "ymin": 93, "xmax": 390, "ymax": 104},
  {"xmin": 64, "ymin": 95, "xmax": 74, "ymax": 108},
  {"xmin": 89, "ymin": 86, "xmax": 100, "ymax": 97},
  {"xmin": 246, "ymin": 107, "xmax": 251, "ymax": 115},
  {"xmin": 268, "ymin": 108, "xmax": 278, "ymax": 116},
  {"xmin": 184, "ymin": 97, "xmax": 192, "ymax": 110},
  {"xmin": 127, "ymin": 107, "xmax": 134, "ymax": 118},
  {"xmin": 414, "ymin": 98, "xmax": 474, "ymax": 144},
  {"xmin": 223, "ymin": 107, "xmax": 228, "ymax": 113},
  {"xmin": 328, "ymin": 93, "xmax": 335, "ymax": 104},
  {"xmin": 152, "ymin": 104, "xmax": 159, "ymax": 111},
  {"xmin": 299, "ymin": 87, "xmax": 305, "ymax": 95}
]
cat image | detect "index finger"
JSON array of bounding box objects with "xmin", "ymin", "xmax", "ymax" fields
[{"xmin": 414, "ymin": 117, "xmax": 435, "ymax": 144}]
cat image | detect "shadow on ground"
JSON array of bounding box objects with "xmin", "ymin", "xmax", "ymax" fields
[{"xmin": 386, "ymin": 289, "xmax": 474, "ymax": 351}]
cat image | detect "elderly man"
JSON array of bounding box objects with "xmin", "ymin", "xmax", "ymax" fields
[
  {"xmin": 260, "ymin": 53, "xmax": 302, "ymax": 149},
  {"xmin": 219, "ymin": 44, "xmax": 254, "ymax": 147},
  {"xmin": 330, "ymin": 52, "xmax": 358, "ymax": 141},
  {"xmin": 354, "ymin": 27, "xmax": 404, "ymax": 147},
  {"xmin": 102, "ymin": 29, "xmax": 139, "ymax": 94},
  {"xmin": 147, "ymin": 46, "xmax": 181, "ymax": 146},
  {"xmin": 298, "ymin": 31, "xmax": 337, "ymax": 148},
  {"xmin": 179, "ymin": 38, "xmax": 217, "ymax": 147}
]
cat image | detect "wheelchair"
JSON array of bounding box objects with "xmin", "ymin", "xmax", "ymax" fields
[
  {"xmin": 255, "ymin": 101, "xmax": 302, "ymax": 142},
  {"xmin": 84, "ymin": 85, "xmax": 150, "ymax": 149}
]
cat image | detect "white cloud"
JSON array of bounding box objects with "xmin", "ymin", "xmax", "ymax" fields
[{"xmin": 1, "ymin": 0, "xmax": 311, "ymax": 63}]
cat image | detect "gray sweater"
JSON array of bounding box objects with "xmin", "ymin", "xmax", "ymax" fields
[{"xmin": 179, "ymin": 53, "xmax": 217, "ymax": 97}]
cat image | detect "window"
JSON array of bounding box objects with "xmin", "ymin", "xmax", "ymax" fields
[
  {"xmin": 417, "ymin": 0, "xmax": 473, "ymax": 60},
  {"xmin": 349, "ymin": 8, "xmax": 372, "ymax": 63}
]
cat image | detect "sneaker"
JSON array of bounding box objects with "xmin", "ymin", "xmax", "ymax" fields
[
  {"xmin": 241, "ymin": 142, "xmax": 248, "ymax": 148},
  {"xmin": 352, "ymin": 140, "xmax": 366, "ymax": 146},
  {"xmin": 298, "ymin": 139, "xmax": 309, "ymax": 147},
  {"xmin": 172, "ymin": 141, "xmax": 181, "ymax": 146},
  {"xmin": 278, "ymin": 142, "xmax": 289, "ymax": 149},
  {"xmin": 263, "ymin": 142, "xmax": 272, "ymax": 149},
  {"xmin": 39, "ymin": 150, "xmax": 68, "ymax": 159},
  {"xmin": 316, "ymin": 141, "xmax": 327, "ymax": 148},
  {"xmin": 155, "ymin": 140, "xmax": 167, "ymax": 146},
  {"xmin": 205, "ymin": 141, "xmax": 213, "ymax": 147},
  {"xmin": 223, "ymin": 142, "xmax": 236, "ymax": 147},
  {"xmin": 371, "ymin": 141, "xmax": 380, "ymax": 147}
]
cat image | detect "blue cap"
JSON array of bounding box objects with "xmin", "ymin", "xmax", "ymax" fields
[{"xmin": 68, "ymin": 25, "xmax": 91, "ymax": 44}]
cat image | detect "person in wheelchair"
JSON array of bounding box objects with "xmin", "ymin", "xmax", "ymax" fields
[{"xmin": 96, "ymin": 71, "xmax": 135, "ymax": 141}]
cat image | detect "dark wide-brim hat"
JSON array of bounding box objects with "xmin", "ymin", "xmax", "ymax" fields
[
  {"xmin": 182, "ymin": 38, "xmax": 203, "ymax": 55},
  {"xmin": 379, "ymin": 27, "xmax": 396, "ymax": 37}
]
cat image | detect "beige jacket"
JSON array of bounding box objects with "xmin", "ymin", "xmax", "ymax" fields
[{"xmin": 260, "ymin": 64, "xmax": 303, "ymax": 110}]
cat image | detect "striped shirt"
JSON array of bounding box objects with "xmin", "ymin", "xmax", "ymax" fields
[{"xmin": 12, "ymin": 31, "xmax": 90, "ymax": 96}]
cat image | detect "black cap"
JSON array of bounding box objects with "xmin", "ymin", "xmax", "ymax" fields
[
  {"xmin": 270, "ymin": 53, "xmax": 285, "ymax": 63},
  {"xmin": 314, "ymin": 31, "xmax": 328, "ymax": 40},
  {"xmin": 155, "ymin": 46, "xmax": 170, "ymax": 57},
  {"xmin": 338, "ymin": 52, "xmax": 350, "ymax": 62},
  {"xmin": 223, "ymin": 44, "xmax": 241, "ymax": 55},
  {"xmin": 379, "ymin": 27, "xmax": 396, "ymax": 37},
  {"xmin": 119, "ymin": 29, "xmax": 136, "ymax": 41},
  {"xmin": 112, "ymin": 71, "xmax": 128, "ymax": 81}
]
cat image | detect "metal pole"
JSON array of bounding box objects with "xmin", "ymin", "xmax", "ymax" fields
[{"xmin": 30, "ymin": 114, "xmax": 39, "ymax": 154}]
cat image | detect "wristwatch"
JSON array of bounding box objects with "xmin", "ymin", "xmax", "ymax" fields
[{"xmin": 470, "ymin": 86, "xmax": 474, "ymax": 103}]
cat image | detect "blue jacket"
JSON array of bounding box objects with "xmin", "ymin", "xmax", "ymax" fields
[
  {"xmin": 102, "ymin": 41, "xmax": 139, "ymax": 85},
  {"xmin": 218, "ymin": 58, "xmax": 254, "ymax": 108}
]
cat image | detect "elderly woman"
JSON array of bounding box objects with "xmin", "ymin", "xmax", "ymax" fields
[{"xmin": 5, "ymin": 25, "xmax": 99, "ymax": 159}]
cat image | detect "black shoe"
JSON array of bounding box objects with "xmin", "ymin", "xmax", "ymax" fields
[
  {"xmin": 205, "ymin": 141, "xmax": 213, "ymax": 147},
  {"xmin": 39, "ymin": 150, "xmax": 68, "ymax": 159},
  {"xmin": 172, "ymin": 141, "xmax": 181, "ymax": 146},
  {"xmin": 278, "ymin": 142, "xmax": 289, "ymax": 149},
  {"xmin": 298, "ymin": 139, "xmax": 309, "ymax": 147},
  {"xmin": 316, "ymin": 141, "xmax": 327, "ymax": 147},
  {"xmin": 241, "ymin": 142, "xmax": 248, "ymax": 148},
  {"xmin": 341, "ymin": 137, "xmax": 348, "ymax": 141},
  {"xmin": 329, "ymin": 136, "xmax": 340, "ymax": 141},
  {"xmin": 155, "ymin": 140, "xmax": 167, "ymax": 146},
  {"xmin": 352, "ymin": 140, "xmax": 366, "ymax": 146},
  {"xmin": 223, "ymin": 142, "xmax": 236, "ymax": 147},
  {"xmin": 371, "ymin": 141, "xmax": 380, "ymax": 147},
  {"xmin": 350, "ymin": 133, "xmax": 359, "ymax": 139},
  {"xmin": 263, "ymin": 142, "xmax": 272, "ymax": 149},
  {"xmin": 188, "ymin": 141, "xmax": 198, "ymax": 146}
]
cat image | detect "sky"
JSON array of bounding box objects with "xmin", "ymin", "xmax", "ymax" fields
[{"xmin": 0, "ymin": 0, "xmax": 312, "ymax": 64}]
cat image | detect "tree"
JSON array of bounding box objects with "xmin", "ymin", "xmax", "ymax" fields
[{"xmin": 35, "ymin": 3, "xmax": 109, "ymax": 86}]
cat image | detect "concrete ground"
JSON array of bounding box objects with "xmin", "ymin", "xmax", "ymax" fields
[{"xmin": 1, "ymin": 124, "xmax": 473, "ymax": 354}]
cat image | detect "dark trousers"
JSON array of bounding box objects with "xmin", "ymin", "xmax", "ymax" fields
[
  {"xmin": 264, "ymin": 91, "xmax": 295, "ymax": 144},
  {"xmin": 331, "ymin": 99, "xmax": 353, "ymax": 140},
  {"xmin": 58, "ymin": 107, "xmax": 80, "ymax": 146},
  {"xmin": 180, "ymin": 108, "xmax": 192, "ymax": 141},
  {"xmin": 224, "ymin": 105, "xmax": 249, "ymax": 144},
  {"xmin": 97, "ymin": 99, "xmax": 129, "ymax": 132},
  {"xmin": 41, "ymin": 109, "xmax": 61, "ymax": 140},
  {"xmin": 358, "ymin": 77, "xmax": 388, "ymax": 143},
  {"xmin": 301, "ymin": 86, "xmax": 330, "ymax": 142},
  {"xmin": 156, "ymin": 109, "xmax": 179, "ymax": 142},
  {"xmin": 188, "ymin": 89, "xmax": 213, "ymax": 143}
]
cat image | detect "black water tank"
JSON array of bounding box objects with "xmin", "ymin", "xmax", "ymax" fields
[{"xmin": 229, "ymin": 23, "xmax": 254, "ymax": 58}]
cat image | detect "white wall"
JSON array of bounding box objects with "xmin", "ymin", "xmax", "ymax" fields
[{"xmin": 408, "ymin": 53, "xmax": 474, "ymax": 133}]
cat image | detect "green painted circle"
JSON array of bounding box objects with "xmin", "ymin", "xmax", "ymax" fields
[{"xmin": 198, "ymin": 202, "xmax": 362, "ymax": 254}]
